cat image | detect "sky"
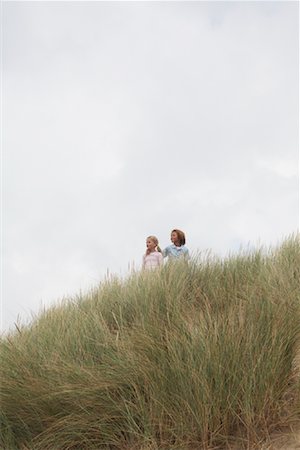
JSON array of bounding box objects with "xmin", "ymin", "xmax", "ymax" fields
[{"xmin": 2, "ymin": 1, "xmax": 299, "ymax": 332}]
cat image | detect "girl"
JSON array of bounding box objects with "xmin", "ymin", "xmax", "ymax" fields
[
  {"xmin": 163, "ymin": 229, "xmax": 190, "ymax": 260},
  {"xmin": 143, "ymin": 236, "xmax": 163, "ymax": 270}
]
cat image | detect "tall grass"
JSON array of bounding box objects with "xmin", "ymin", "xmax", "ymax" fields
[{"xmin": 1, "ymin": 235, "xmax": 300, "ymax": 449}]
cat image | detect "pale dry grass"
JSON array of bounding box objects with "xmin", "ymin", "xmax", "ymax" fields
[
  {"xmin": 1, "ymin": 235, "xmax": 299, "ymax": 450},
  {"xmin": 263, "ymin": 345, "xmax": 300, "ymax": 450}
]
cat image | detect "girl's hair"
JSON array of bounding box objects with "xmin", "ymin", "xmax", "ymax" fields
[
  {"xmin": 172, "ymin": 229, "xmax": 186, "ymax": 246},
  {"xmin": 146, "ymin": 236, "xmax": 162, "ymax": 254}
]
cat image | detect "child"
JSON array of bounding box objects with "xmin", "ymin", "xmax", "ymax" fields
[
  {"xmin": 163, "ymin": 229, "xmax": 190, "ymax": 260},
  {"xmin": 143, "ymin": 236, "xmax": 163, "ymax": 270}
]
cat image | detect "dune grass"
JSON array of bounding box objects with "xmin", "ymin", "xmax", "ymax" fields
[{"xmin": 1, "ymin": 235, "xmax": 300, "ymax": 449}]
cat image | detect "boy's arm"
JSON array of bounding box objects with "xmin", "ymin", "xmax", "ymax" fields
[
  {"xmin": 184, "ymin": 247, "xmax": 190, "ymax": 260},
  {"xmin": 162, "ymin": 247, "xmax": 168, "ymax": 258}
]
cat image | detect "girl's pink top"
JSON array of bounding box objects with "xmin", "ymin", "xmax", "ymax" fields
[{"xmin": 143, "ymin": 251, "xmax": 163, "ymax": 270}]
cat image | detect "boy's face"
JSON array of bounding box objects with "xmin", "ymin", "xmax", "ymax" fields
[{"xmin": 171, "ymin": 232, "xmax": 179, "ymax": 244}]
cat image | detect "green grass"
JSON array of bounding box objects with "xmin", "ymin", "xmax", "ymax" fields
[{"xmin": 1, "ymin": 235, "xmax": 300, "ymax": 449}]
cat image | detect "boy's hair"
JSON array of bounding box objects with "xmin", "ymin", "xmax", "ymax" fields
[
  {"xmin": 172, "ymin": 229, "xmax": 186, "ymax": 246},
  {"xmin": 147, "ymin": 236, "xmax": 162, "ymax": 253}
]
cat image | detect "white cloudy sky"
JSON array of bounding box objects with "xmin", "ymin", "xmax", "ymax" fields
[{"xmin": 2, "ymin": 1, "xmax": 299, "ymax": 332}]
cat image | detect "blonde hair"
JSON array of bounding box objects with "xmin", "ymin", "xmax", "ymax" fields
[{"xmin": 146, "ymin": 236, "xmax": 162, "ymax": 255}]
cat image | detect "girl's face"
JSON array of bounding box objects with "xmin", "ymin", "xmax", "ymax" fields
[
  {"xmin": 171, "ymin": 231, "xmax": 180, "ymax": 245},
  {"xmin": 146, "ymin": 238, "xmax": 156, "ymax": 252}
]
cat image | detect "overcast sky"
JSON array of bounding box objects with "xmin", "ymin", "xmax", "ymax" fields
[{"xmin": 2, "ymin": 1, "xmax": 299, "ymax": 332}]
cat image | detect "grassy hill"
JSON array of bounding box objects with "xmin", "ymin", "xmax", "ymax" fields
[{"xmin": 1, "ymin": 235, "xmax": 300, "ymax": 449}]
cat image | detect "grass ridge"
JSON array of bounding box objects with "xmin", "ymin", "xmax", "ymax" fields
[{"xmin": 1, "ymin": 234, "xmax": 300, "ymax": 449}]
